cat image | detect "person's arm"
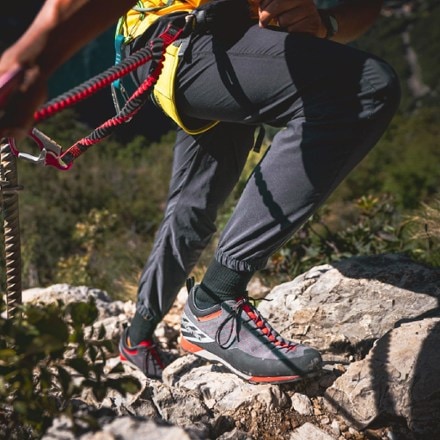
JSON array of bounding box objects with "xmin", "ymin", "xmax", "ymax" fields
[
  {"xmin": 258, "ymin": 0, "xmax": 383, "ymax": 44},
  {"xmin": 0, "ymin": 0, "xmax": 136, "ymax": 137}
]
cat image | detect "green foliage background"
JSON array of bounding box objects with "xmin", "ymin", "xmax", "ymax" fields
[
  {"xmin": 1, "ymin": 0, "xmax": 439, "ymax": 298},
  {"xmin": 1, "ymin": 114, "xmax": 176, "ymax": 297},
  {"xmin": 0, "ymin": 297, "xmax": 140, "ymax": 439},
  {"xmin": 2, "ymin": 2, "xmax": 438, "ymax": 438}
]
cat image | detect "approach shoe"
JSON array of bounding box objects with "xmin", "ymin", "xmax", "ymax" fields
[
  {"xmin": 119, "ymin": 326, "xmax": 165, "ymax": 379},
  {"xmin": 180, "ymin": 282, "xmax": 322, "ymax": 384}
]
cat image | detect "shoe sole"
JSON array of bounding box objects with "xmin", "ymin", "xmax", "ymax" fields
[{"xmin": 181, "ymin": 335, "xmax": 319, "ymax": 385}]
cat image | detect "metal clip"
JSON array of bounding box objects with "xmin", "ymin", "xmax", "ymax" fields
[{"xmin": 7, "ymin": 128, "xmax": 72, "ymax": 170}]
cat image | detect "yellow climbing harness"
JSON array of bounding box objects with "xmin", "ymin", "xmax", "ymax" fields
[
  {"xmin": 152, "ymin": 41, "xmax": 219, "ymax": 134},
  {"xmin": 116, "ymin": 0, "xmax": 219, "ymax": 134},
  {"xmin": 116, "ymin": 0, "xmax": 260, "ymax": 135},
  {"xmin": 118, "ymin": 0, "xmax": 201, "ymax": 44}
]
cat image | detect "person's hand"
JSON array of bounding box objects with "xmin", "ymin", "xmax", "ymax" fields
[
  {"xmin": 257, "ymin": 0, "xmax": 327, "ymax": 38},
  {"xmin": 0, "ymin": 50, "xmax": 48, "ymax": 140},
  {"xmin": 0, "ymin": 0, "xmax": 143, "ymax": 140}
]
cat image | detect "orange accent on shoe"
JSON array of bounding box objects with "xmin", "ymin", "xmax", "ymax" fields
[
  {"xmin": 249, "ymin": 374, "xmax": 301, "ymax": 383},
  {"xmin": 180, "ymin": 336, "xmax": 203, "ymax": 353},
  {"xmin": 197, "ymin": 309, "xmax": 222, "ymax": 322}
]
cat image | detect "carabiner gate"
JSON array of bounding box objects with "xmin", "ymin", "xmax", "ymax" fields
[{"xmin": 7, "ymin": 128, "xmax": 72, "ymax": 171}]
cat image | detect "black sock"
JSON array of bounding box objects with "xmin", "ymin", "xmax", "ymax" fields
[
  {"xmin": 195, "ymin": 259, "xmax": 254, "ymax": 310},
  {"xmin": 128, "ymin": 311, "xmax": 156, "ymax": 345}
]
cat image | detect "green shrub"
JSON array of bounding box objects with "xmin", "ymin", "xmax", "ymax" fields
[
  {"xmin": 407, "ymin": 198, "xmax": 440, "ymax": 266},
  {"xmin": 262, "ymin": 194, "xmax": 436, "ymax": 283},
  {"xmin": 0, "ymin": 297, "xmax": 140, "ymax": 439},
  {"xmin": 411, "ymin": 0, "xmax": 440, "ymax": 97},
  {"xmin": 337, "ymin": 107, "xmax": 440, "ymax": 209}
]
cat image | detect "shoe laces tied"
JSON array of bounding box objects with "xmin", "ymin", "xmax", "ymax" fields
[
  {"xmin": 215, "ymin": 297, "xmax": 247, "ymax": 349},
  {"xmin": 215, "ymin": 296, "xmax": 297, "ymax": 351}
]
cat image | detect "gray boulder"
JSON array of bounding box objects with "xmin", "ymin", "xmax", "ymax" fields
[{"xmin": 28, "ymin": 254, "xmax": 440, "ymax": 439}]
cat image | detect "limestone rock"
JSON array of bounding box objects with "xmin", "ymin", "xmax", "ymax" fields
[
  {"xmin": 324, "ymin": 318, "xmax": 440, "ymax": 438},
  {"xmin": 22, "ymin": 283, "xmax": 134, "ymax": 320},
  {"xmin": 164, "ymin": 355, "xmax": 289, "ymax": 413},
  {"xmin": 80, "ymin": 416, "xmax": 198, "ymax": 440},
  {"xmin": 291, "ymin": 393, "xmax": 314, "ymax": 416},
  {"xmin": 289, "ymin": 422, "xmax": 337, "ymax": 440},
  {"xmin": 258, "ymin": 254, "xmax": 440, "ymax": 361},
  {"xmin": 27, "ymin": 254, "xmax": 440, "ymax": 439}
]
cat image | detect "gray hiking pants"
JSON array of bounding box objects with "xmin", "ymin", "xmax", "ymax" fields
[{"xmin": 134, "ymin": 24, "xmax": 400, "ymax": 323}]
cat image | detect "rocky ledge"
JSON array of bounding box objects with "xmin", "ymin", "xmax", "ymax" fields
[{"xmin": 23, "ymin": 254, "xmax": 440, "ymax": 440}]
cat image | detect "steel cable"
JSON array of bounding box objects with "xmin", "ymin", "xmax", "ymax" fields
[{"xmin": 1, "ymin": 141, "xmax": 22, "ymax": 318}]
